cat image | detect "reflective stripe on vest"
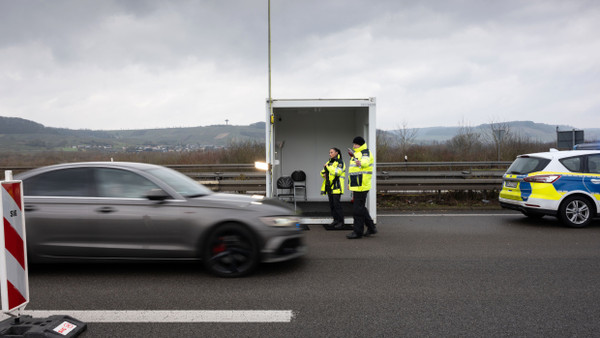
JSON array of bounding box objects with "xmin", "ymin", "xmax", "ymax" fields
[{"xmin": 349, "ymin": 171, "xmax": 372, "ymax": 175}]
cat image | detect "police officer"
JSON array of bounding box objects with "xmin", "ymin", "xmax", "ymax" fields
[
  {"xmin": 347, "ymin": 136, "xmax": 377, "ymax": 239},
  {"xmin": 320, "ymin": 147, "xmax": 345, "ymax": 229}
]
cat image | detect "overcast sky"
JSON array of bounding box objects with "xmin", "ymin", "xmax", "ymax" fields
[{"xmin": 1, "ymin": 0, "xmax": 599, "ymax": 131}]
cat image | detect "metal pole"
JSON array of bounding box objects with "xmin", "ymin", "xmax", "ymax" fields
[
  {"xmin": 268, "ymin": 0, "xmax": 272, "ymax": 104},
  {"xmin": 498, "ymin": 138, "xmax": 502, "ymax": 162},
  {"xmin": 495, "ymin": 129, "xmax": 505, "ymax": 161},
  {"xmin": 267, "ymin": 0, "xmax": 275, "ymax": 197}
]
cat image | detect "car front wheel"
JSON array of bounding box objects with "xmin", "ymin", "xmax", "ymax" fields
[
  {"xmin": 559, "ymin": 196, "xmax": 594, "ymax": 228},
  {"xmin": 203, "ymin": 223, "xmax": 259, "ymax": 277}
]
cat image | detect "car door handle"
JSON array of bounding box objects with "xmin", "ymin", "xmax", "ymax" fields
[
  {"xmin": 96, "ymin": 206, "xmax": 116, "ymax": 214},
  {"xmin": 591, "ymin": 179, "xmax": 600, "ymax": 184},
  {"xmin": 24, "ymin": 205, "xmax": 37, "ymax": 212}
]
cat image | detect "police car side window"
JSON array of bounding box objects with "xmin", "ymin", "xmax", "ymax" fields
[
  {"xmin": 588, "ymin": 155, "xmax": 600, "ymax": 174},
  {"xmin": 560, "ymin": 156, "xmax": 583, "ymax": 173}
]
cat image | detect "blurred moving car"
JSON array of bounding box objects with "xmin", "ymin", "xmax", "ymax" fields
[
  {"xmin": 499, "ymin": 149, "xmax": 600, "ymax": 227},
  {"xmin": 16, "ymin": 162, "xmax": 305, "ymax": 277}
]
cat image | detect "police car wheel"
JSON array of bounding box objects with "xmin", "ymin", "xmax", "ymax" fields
[
  {"xmin": 202, "ymin": 223, "xmax": 259, "ymax": 277},
  {"xmin": 559, "ymin": 196, "xmax": 594, "ymax": 228}
]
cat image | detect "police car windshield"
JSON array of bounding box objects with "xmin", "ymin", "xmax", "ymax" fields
[{"xmin": 506, "ymin": 156, "xmax": 551, "ymax": 175}]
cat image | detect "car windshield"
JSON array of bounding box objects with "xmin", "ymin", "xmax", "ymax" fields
[
  {"xmin": 506, "ymin": 156, "xmax": 551, "ymax": 175},
  {"xmin": 145, "ymin": 166, "xmax": 213, "ymax": 197}
]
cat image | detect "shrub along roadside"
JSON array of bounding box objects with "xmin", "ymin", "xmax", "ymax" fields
[{"xmin": 377, "ymin": 191, "xmax": 501, "ymax": 211}]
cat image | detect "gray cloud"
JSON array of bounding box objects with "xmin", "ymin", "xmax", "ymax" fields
[{"xmin": 0, "ymin": 0, "xmax": 598, "ymax": 130}]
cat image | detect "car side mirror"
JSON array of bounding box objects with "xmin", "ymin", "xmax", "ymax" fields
[{"xmin": 146, "ymin": 189, "xmax": 170, "ymax": 201}]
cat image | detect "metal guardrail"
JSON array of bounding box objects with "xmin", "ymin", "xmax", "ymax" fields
[
  {"xmin": 2, "ymin": 162, "xmax": 509, "ymax": 194},
  {"xmin": 378, "ymin": 161, "xmax": 512, "ymax": 169},
  {"xmin": 177, "ymin": 162, "xmax": 509, "ymax": 193}
]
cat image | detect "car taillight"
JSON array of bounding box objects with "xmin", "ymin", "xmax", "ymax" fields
[{"xmin": 523, "ymin": 175, "xmax": 561, "ymax": 183}]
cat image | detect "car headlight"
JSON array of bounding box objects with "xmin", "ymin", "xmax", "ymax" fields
[{"xmin": 260, "ymin": 216, "xmax": 300, "ymax": 228}]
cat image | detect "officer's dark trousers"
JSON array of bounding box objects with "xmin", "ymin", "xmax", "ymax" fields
[
  {"xmin": 352, "ymin": 191, "xmax": 375, "ymax": 234},
  {"xmin": 327, "ymin": 193, "xmax": 344, "ymax": 224}
]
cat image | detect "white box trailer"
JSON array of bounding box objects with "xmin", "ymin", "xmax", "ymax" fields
[{"xmin": 265, "ymin": 98, "xmax": 376, "ymax": 224}]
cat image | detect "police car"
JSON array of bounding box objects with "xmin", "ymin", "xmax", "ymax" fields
[{"xmin": 499, "ymin": 149, "xmax": 600, "ymax": 227}]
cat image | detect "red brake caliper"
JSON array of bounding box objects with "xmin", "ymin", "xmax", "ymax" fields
[{"xmin": 212, "ymin": 237, "xmax": 226, "ymax": 254}]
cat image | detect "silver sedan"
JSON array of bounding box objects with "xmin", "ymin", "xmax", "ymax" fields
[{"xmin": 16, "ymin": 162, "xmax": 305, "ymax": 277}]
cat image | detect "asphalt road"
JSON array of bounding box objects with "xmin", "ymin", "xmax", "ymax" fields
[{"xmin": 6, "ymin": 211, "xmax": 600, "ymax": 337}]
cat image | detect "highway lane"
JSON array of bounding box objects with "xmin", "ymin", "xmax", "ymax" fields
[{"xmin": 4, "ymin": 211, "xmax": 600, "ymax": 337}]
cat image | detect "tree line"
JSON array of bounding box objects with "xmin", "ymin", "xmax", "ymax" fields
[
  {"xmin": 1, "ymin": 126, "xmax": 557, "ymax": 170},
  {"xmin": 377, "ymin": 121, "xmax": 556, "ymax": 162}
]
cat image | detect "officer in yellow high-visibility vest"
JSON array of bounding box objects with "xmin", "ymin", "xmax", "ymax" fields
[
  {"xmin": 320, "ymin": 147, "xmax": 346, "ymax": 229},
  {"xmin": 346, "ymin": 136, "xmax": 377, "ymax": 239}
]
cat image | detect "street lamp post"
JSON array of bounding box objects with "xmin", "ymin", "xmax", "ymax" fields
[
  {"xmin": 266, "ymin": 0, "xmax": 275, "ymax": 197},
  {"xmin": 495, "ymin": 129, "xmax": 505, "ymax": 161}
]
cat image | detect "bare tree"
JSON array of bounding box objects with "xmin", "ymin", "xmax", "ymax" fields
[
  {"xmin": 448, "ymin": 119, "xmax": 482, "ymax": 160},
  {"xmin": 482, "ymin": 120, "xmax": 512, "ymax": 161},
  {"xmin": 393, "ymin": 120, "xmax": 419, "ymax": 161},
  {"xmin": 376, "ymin": 129, "xmax": 397, "ymax": 161}
]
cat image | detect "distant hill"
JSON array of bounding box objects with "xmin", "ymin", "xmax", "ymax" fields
[
  {"xmin": 0, "ymin": 116, "xmax": 598, "ymax": 152},
  {"xmin": 0, "ymin": 116, "xmax": 265, "ymax": 152},
  {"xmin": 107, "ymin": 123, "xmax": 265, "ymax": 148},
  {"xmin": 409, "ymin": 121, "xmax": 600, "ymax": 144}
]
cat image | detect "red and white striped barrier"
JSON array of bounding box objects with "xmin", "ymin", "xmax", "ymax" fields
[
  {"xmin": 0, "ymin": 177, "xmax": 29, "ymax": 314},
  {"xmin": 0, "ymin": 173, "xmax": 86, "ymax": 336}
]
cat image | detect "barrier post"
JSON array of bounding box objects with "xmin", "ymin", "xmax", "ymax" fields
[
  {"xmin": 0, "ymin": 171, "xmax": 29, "ymax": 315},
  {"xmin": 0, "ymin": 171, "xmax": 87, "ymax": 337}
]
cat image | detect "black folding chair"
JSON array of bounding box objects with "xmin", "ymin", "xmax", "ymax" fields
[
  {"xmin": 276, "ymin": 176, "xmax": 296, "ymax": 210},
  {"xmin": 291, "ymin": 170, "xmax": 307, "ymax": 202}
]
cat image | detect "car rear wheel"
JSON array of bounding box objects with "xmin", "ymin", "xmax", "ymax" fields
[
  {"xmin": 203, "ymin": 223, "xmax": 259, "ymax": 277},
  {"xmin": 559, "ymin": 196, "xmax": 594, "ymax": 228}
]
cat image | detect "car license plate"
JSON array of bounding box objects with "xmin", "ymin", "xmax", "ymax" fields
[{"xmin": 504, "ymin": 180, "xmax": 518, "ymax": 188}]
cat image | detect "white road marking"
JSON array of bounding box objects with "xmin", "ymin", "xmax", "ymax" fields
[
  {"xmin": 378, "ymin": 213, "xmax": 517, "ymax": 217},
  {"xmin": 305, "ymin": 213, "xmax": 519, "ymax": 224},
  {"xmin": 0, "ymin": 310, "xmax": 294, "ymax": 323}
]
